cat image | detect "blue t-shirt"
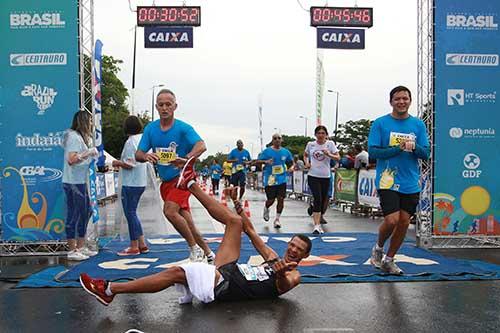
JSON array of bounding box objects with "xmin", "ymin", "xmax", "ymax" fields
[
  {"xmin": 228, "ymin": 148, "xmax": 251, "ymax": 174},
  {"xmin": 368, "ymin": 114, "xmax": 429, "ymax": 194},
  {"xmin": 121, "ymin": 134, "xmax": 147, "ymax": 187},
  {"xmin": 210, "ymin": 164, "xmax": 222, "ymax": 180},
  {"xmin": 258, "ymin": 147, "xmax": 293, "ymax": 187},
  {"xmin": 201, "ymin": 167, "xmax": 209, "ymax": 177},
  {"xmin": 138, "ymin": 119, "xmax": 202, "ymax": 182},
  {"xmin": 62, "ymin": 130, "xmax": 91, "ymax": 184}
]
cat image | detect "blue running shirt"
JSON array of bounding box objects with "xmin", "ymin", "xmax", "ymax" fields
[
  {"xmin": 368, "ymin": 114, "xmax": 429, "ymax": 194},
  {"xmin": 228, "ymin": 148, "xmax": 251, "ymax": 174},
  {"xmin": 138, "ymin": 119, "xmax": 202, "ymax": 182},
  {"xmin": 258, "ymin": 147, "xmax": 293, "ymax": 187}
]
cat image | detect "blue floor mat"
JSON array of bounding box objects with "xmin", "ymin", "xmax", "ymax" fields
[{"xmin": 16, "ymin": 233, "xmax": 500, "ymax": 288}]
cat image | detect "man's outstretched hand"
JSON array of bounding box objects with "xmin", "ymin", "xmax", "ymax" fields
[{"xmin": 271, "ymin": 260, "xmax": 297, "ymax": 276}]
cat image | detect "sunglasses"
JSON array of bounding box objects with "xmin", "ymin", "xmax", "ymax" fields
[{"xmin": 272, "ymin": 136, "xmax": 282, "ymax": 140}]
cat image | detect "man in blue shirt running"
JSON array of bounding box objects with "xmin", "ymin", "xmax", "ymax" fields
[
  {"xmin": 135, "ymin": 89, "xmax": 215, "ymax": 264},
  {"xmin": 227, "ymin": 139, "xmax": 252, "ymax": 200},
  {"xmin": 368, "ymin": 86, "xmax": 430, "ymax": 275},
  {"xmin": 210, "ymin": 160, "xmax": 223, "ymax": 195},
  {"xmin": 254, "ymin": 134, "xmax": 294, "ymax": 228}
]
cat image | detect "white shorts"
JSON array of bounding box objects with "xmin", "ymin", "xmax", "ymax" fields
[{"xmin": 175, "ymin": 262, "xmax": 216, "ymax": 304}]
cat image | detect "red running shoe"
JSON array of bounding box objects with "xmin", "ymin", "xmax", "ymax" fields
[
  {"xmin": 80, "ymin": 273, "xmax": 114, "ymax": 306},
  {"xmin": 176, "ymin": 157, "xmax": 197, "ymax": 190}
]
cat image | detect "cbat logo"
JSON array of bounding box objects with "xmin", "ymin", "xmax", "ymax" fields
[
  {"xmin": 463, "ymin": 153, "xmax": 481, "ymax": 178},
  {"xmin": 148, "ymin": 32, "xmax": 190, "ymax": 43},
  {"xmin": 446, "ymin": 53, "xmax": 499, "ymax": 66},
  {"xmin": 447, "ymin": 14, "xmax": 498, "ymax": 30},
  {"xmin": 20, "ymin": 166, "xmax": 63, "ymax": 185},
  {"xmin": 10, "ymin": 53, "xmax": 66, "ymax": 67},
  {"xmin": 10, "ymin": 12, "xmax": 65, "ymax": 29},
  {"xmin": 321, "ymin": 32, "xmax": 362, "ymax": 44},
  {"xmin": 21, "ymin": 84, "xmax": 58, "ymax": 115},
  {"xmin": 447, "ymin": 89, "xmax": 464, "ymax": 105},
  {"xmin": 447, "ymin": 88, "xmax": 496, "ymax": 106},
  {"xmin": 449, "ymin": 127, "xmax": 463, "ymax": 138},
  {"xmin": 449, "ymin": 127, "xmax": 495, "ymax": 139}
]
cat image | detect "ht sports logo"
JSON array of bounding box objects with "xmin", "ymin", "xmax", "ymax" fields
[
  {"xmin": 10, "ymin": 11, "xmax": 65, "ymax": 29},
  {"xmin": 446, "ymin": 53, "xmax": 499, "ymax": 66},
  {"xmin": 21, "ymin": 84, "xmax": 58, "ymax": 115},
  {"xmin": 463, "ymin": 153, "xmax": 482, "ymax": 178},
  {"xmin": 447, "ymin": 89, "xmax": 496, "ymax": 106}
]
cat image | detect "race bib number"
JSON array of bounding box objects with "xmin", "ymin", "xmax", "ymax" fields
[
  {"xmin": 272, "ymin": 165, "xmax": 284, "ymax": 175},
  {"xmin": 236, "ymin": 164, "xmax": 244, "ymax": 171},
  {"xmin": 389, "ymin": 132, "xmax": 415, "ymax": 147},
  {"xmin": 156, "ymin": 148, "xmax": 177, "ymax": 165},
  {"xmin": 237, "ymin": 264, "xmax": 270, "ymax": 281}
]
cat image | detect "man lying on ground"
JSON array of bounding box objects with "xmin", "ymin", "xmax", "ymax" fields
[{"xmin": 80, "ymin": 157, "xmax": 311, "ymax": 305}]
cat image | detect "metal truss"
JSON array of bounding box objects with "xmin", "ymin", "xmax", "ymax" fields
[
  {"xmin": 0, "ymin": 0, "xmax": 95, "ymax": 256},
  {"xmin": 416, "ymin": 0, "xmax": 434, "ymax": 249},
  {"xmin": 0, "ymin": 241, "xmax": 68, "ymax": 256},
  {"xmin": 431, "ymin": 236, "xmax": 500, "ymax": 248}
]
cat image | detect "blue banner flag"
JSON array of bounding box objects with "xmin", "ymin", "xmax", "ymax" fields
[{"xmin": 94, "ymin": 39, "xmax": 105, "ymax": 169}]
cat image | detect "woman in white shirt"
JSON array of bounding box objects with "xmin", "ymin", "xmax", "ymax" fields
[
  {"xmin": 112, "ymin": 116, "xmax": 148, "ymax": 255},
  {"xmin": 304, "ymin": 125, "xmax": 340, "ymax": 234},
  {"xmin": 62, "ymin": 110, "xmax": 99, "ymax": 261}
]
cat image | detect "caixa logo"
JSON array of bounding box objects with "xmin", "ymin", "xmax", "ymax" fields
[
  {"xmin": 10, "ymin": 12, "xmax": 65, "ymax": 29},
  {"xmin": 20, "ymin": 166, "xmax": 63, "ymax": 185},
  {"xmin": 462, "ymin": 153, "xmax": 481, "ymax": 178}
]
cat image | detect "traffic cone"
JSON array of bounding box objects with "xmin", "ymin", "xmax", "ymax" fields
[{"xmin": 244, "ymin": 200, "xmax": 251, "ymax": 217}]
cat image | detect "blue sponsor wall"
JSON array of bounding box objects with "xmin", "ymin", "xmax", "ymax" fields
[
  {"xmin": 434, "ymin": 0, "xmax": 500, "ymax": 235},
  {"xmin": 0, "ymin": 0, "xmax": 79, "ymax": 241}
]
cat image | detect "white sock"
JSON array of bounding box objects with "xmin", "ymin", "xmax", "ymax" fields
[
  {"xmin": 375, "ymin": 243, "xmax": 383, "ymax": 251},
  {"xmin": 105, "ymin": 282, "xmax": 113, "ymax": 296},
  {"xmin": 383, "ymin": 255, "xmax": 393, "ymax": 262}
]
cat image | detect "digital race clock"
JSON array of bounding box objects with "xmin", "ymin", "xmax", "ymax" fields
[
  {"xmin": 310, "ymin": 7, "xmax": 373, "ymax": 28},
  {"xmin": 137, "ymin": 6, "xmax": 201, "ymax": 26}
]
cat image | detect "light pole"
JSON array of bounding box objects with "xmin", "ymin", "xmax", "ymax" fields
[
  {"xmin": 327, "ymin": 90, "xmax": 340, "ymax": 141},
  {"xmin": 151, "ymin": 84, "xmax": 164, "ymax": 121},
  {"xmin": 298, "ymin": 115, "xmax": 308, "ymax": 137}
]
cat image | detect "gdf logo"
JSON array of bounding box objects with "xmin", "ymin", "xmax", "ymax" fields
[{"xmin": 462, "ymin": 153, "xmax": 481, "ymax": 178}]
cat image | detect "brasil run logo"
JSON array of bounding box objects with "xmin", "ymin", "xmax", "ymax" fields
[{"xmin": 21, "ymin": 84, "xmax": 58, "ymax": 115}]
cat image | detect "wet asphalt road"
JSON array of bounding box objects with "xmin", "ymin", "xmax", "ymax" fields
[{"xmin": 1, "ymin": 187, "xmax": 500, "ymax": 333}]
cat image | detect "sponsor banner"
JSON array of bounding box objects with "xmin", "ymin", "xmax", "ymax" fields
[
  {"xmin": 144, "ymin": 26, "xmax": 193, "ymax": 48},
  {"xmin": 286, "ymin": 171, "xmax": 293, "ymax": 192},
  {"xmin": 357, "ymin": 169, "xmax": 380, "ymax": 208},
  {"xmin": 93, "ymin": 40, "xmax": 105, "ymax": 169},
  {"xmin": 0, "ymin": 0, "xmax": 79, "ymax": 241},
  {"xmin": 446, "ymin": 53, "xmax": 499, "ymax": 66},
  {"xmin": 317, "ymin": 27, "xmax": 365, "ymax": 49},
  {"xmin": 434, "ymin": 0, "xmax": 500, "ymax": 236},
  {"xmin": 293, "ymin": 171, "xmax": 303, "ymax": 194},
  {"xmin": 10, "ymin": 53, "xmax": 67, "ymax": 66},
  {"xmin": 334, "ymin": 168, "xmax": 357, "ymax": 203}
]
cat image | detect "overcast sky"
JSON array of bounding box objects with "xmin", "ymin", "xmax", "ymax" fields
[{"xmin": 95, "ymin": 0, "xmax": 417, "ymax": 157}]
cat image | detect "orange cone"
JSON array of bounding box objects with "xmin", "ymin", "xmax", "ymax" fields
[{"xmin": 244, "ymin": 200, "xmax": 251, "ymax": 217}]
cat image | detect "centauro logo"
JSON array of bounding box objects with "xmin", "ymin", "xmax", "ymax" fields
[
  {"xmin": 10, "ymin": 12, "xmax": 65, "ymax": 29},
  {"xmin": 446, "ymin": 53, "xmax": 499, "ymax": 66},
  {"xmin": 10, "ymin": 53, "xmax": 67, "ymax": 67}
]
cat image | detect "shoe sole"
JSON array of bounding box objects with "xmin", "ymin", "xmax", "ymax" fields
[
  {"xmin": 117, "ymin": 252, "xmax": 140, "ymax": 256},
  {"xmin": 370, "ymin": 258, "xmax": 381, "ymax": 269},
  {"xmin": 176, "ymin": 157, "xmax": 196, "ymax": 188},
  {"xmin": 79, "ymin": 276, "xmax": 110, "ymax": 306},
  {"xmin": 274, "ymin": 224, "xmax": 281, "ymax": 229}
]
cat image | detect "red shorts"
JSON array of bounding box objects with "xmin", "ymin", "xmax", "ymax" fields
[{"xmin": 160, "ymin": 178, "xmax": 191, "ymax": 211}]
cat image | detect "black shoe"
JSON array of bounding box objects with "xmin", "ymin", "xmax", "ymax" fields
[
  {"xmin": 320, "ymin": 216, "xmax": 328, "ymax": 224},
  {"xmin": 307, "ymin": 205, "xmax": 313, "ymax": 216}
]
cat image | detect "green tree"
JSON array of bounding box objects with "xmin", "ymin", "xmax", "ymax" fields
[
  {"xmin": 281, "ymin": 135, "xmax": 312, "ymax": 158},
  {"xmin": 335, "ymin": 119, "xmax": 372, "ymax": 153}
]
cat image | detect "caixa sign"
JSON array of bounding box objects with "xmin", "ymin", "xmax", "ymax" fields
[
  {"xmin": 317, "ymin": 27, "xmax": 365, "ymax": 49},
  {"xmin": 144, "ymin": 26, "xmax": 193, "ymax": 48}
]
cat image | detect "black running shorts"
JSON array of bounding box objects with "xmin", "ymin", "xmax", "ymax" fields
[
  {"xmin": 265, "ymin": 184, "xmax": 286, "ymax": 201},
  {"xmin": 377, "ymin": 189, "xmax": 420, "ymax": 216}
]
